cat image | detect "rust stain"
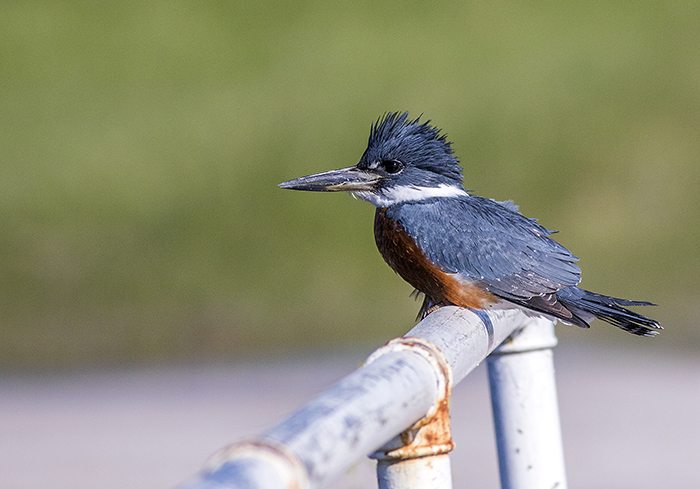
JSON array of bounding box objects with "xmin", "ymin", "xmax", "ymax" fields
[
  {"xmin": 376, "ymin": 362, "xmax": 455, "ymax": 460},
  {"xmin": 368, "ymin": 337, "xmax": 455, "ymax": 462},
  {"xmin": 380, "ymin": 395, "xmax": 454, "ymax": 460}
]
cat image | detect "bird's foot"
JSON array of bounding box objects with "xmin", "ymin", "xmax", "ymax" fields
[{"xmin": 424, "ymin": 304, "xmax": 443, "ymax": 316}]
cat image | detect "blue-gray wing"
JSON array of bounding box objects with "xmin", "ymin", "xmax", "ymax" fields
[{"xmin": 385, "ymin": 196, "xmax": 581, "ymax": 300}]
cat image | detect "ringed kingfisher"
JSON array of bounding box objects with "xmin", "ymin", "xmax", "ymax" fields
[{"xmin": 279, "ymin": 112, "xmax": 660, "ymax": 336}]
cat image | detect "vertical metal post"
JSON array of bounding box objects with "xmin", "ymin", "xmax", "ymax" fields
[
  {"xmin": 487, "ymin": 320, "xmax": 568, "ymax": 489},
  {"xmin": 376, "ymin": 454, "xmax": 452, "ymax": 489}
]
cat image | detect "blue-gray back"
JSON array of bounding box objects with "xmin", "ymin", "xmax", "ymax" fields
[{"xmin": 384, "ymin": 195, "xmax": 582, "ymax": 299}]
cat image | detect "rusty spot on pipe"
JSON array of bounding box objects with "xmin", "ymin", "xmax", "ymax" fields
[
  {"xmin": 369, "ymin": 336, "xmax": 455, "ymax": 461},
  {"xmin": 381, "ymin": 393, "xmax": 454, "ymax": 460}
]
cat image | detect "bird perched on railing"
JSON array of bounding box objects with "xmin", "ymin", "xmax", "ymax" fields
[{"xmin": 279, "ymin": 112, "xmax": 661, "ymax": 336}]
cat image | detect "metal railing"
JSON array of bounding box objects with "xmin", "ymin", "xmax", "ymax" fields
[{"xmin": 179, "ymin": 306, "xmax": 567, "ymax": 489}]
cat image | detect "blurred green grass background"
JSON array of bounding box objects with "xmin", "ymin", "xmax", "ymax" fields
[{"xmin": 1, "ymin": 0, "xmax": 698, "ymax": 368}]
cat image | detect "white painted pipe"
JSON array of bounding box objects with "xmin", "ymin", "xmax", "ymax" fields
[
  {"xmin": 487, "ymin": 320, "xmax": 568, "ymax": 489},
  {"xmin": 180, "ymin": 307, "xmax": 547, "ymax": 489},
  {"xmin": 377, "ymin": 454, "xmax": 452, "ymax": 489}
]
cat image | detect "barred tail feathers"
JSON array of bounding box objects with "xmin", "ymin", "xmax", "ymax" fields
[{"xmin": 556, "ymin": 286, "xmax": 661, "ymax": 337}]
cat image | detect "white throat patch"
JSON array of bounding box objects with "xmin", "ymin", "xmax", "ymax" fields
[{"xmin": 353, "ymin": 184, "xmax": 468, "ymax": 207}]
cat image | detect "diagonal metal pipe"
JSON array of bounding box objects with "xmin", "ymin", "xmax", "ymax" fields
[{"xmin": 179, "ymin": 307, "xmax": 558, "ymax": 489}]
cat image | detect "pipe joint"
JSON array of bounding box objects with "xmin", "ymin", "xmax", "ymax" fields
[{"xmin": 366, "ymin": 337, "xmax": 455, "ymax": 461}]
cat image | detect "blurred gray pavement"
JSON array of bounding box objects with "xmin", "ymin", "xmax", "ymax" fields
[{"xmin": 1, "ymin": 345, "xmax": 698, "ymax": 489}]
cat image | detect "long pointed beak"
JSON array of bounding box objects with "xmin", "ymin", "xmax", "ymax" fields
[{"xmin": 278, "ymin": 166, "xmax": 383, "ymax": 192}]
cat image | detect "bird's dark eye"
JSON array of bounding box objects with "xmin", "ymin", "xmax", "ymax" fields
[{"xmin": 382, "ymin": 159, "xmax": 404, "ymax": 174}]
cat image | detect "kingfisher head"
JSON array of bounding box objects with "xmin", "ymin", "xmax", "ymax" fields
[{"xmin": 279, "ymin": 112, "xmax": 468, "ymax": 207}]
